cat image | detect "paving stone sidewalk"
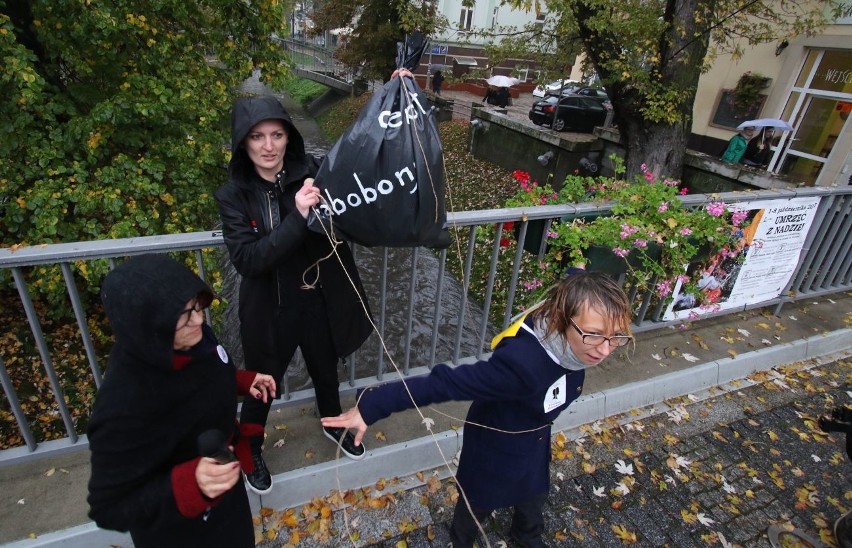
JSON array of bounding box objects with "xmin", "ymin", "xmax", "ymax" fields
[{"xmin": 255, "ymin": 356, "xmax": 851, "ymax": 547}]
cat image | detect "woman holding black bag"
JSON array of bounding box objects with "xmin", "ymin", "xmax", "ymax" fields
[{"xmin": 215, "ymin": 95, "xmax": 373, "ymax": 496}]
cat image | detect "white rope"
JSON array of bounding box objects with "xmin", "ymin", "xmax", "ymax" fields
[{"xmin": 308, "ymin": 75, "xmax": 553, "ymax": 548}]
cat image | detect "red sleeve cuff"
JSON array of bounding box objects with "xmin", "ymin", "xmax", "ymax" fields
[
  {"xmin": 235, "ymin": 370, "xmax": 256, "ymax": 396},
  {"xmin": 171, "ymin": 457, "xmax": 213, "ymax": 518}
]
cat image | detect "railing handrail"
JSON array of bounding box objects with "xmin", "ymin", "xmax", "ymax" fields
[
  {"xmin": 2, "ymin": 186, "xmax": 847, "ymax": 267},
  {"xmin": 1, "ymin": 187, "xmax": 850, "ymax": 463}
]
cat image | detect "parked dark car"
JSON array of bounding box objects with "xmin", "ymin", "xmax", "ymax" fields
[
  {"xmin": 528, "ymin": 95, "xmax": 611, "ymax": 132},
  {"xmin": 544, "ymin": 86, "xmax": 610, "ymax": 99},
  {"xmin": 573, "ymin": 87, "xmax": 610, "ymax": 99}
]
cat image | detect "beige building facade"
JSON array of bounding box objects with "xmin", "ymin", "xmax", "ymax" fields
[{"xmin": 693, "ymin": 8, "xmax": 852, "ymax": 186}]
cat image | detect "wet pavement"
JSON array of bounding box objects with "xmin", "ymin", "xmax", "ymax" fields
[{"xmin": 252, "ymin": 354, "xmax": 851, "ymax": 548}]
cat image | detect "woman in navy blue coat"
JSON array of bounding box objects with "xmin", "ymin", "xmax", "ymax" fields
[{"xmin": 322, "ymin": 270, "xmax": 633, "ymax": 547}]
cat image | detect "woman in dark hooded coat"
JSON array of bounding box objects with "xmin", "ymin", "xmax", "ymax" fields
[
  {"xmin": 87, "ymin": 254, "xmax": 275, "ymax": 547},
  {"xmin": 215, "ymin": 95, "xmax": 373, "ymax": 495}
]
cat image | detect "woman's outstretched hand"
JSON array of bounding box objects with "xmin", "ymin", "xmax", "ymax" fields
[{"xmin": 320, "ymin": 407, "xmax": 367, "ymax": 447}]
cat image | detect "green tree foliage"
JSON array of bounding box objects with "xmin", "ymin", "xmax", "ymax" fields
[
  {"xmin": 500, "ymin": 0, "xmax": 843, "ymax": 179},
  {"xmin": 310, "ymin": 0, "xmax": 446, "ymax": 82},
  {"xmin": 1, "ymin": 0, "xmax": 291, "ymax": 251}
]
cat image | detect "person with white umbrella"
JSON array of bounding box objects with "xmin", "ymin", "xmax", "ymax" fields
[{"xmin": 742, "ymin": 127, "xmax": 775, "ymax": 167}]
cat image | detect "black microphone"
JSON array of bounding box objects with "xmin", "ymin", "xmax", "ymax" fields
[{"xmin": 197, "ymin": 429, "xmax": 238, "ymax": 464}]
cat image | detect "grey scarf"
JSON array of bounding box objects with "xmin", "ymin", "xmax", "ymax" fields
[{"xmin": 530, "ymin": 317, "xmax": 586, "ymax": 371}]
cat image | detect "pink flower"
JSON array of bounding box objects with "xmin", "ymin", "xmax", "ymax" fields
[
  {"xmin": 546, "ymin": 230, "xmax": 558, "ymax": 238},
  {"xmin": 663, "ymin": 179, "xmax": 679, "ymax": 187},
  {"xmin": 706, "ymin": 201, "xmax": 726, "ymax": 217},
  {"xmin": 656, "ymin": 279, "xmax": 673, "ymax": 297},
  {"xmin": 677, "ymin": 275, "xmax": 689, "ymax": 284},
  {"xmin": 679, "ymin": 227, "xmax": 692, "ymax": 236},
  {"xmin": 523, "ymin": 279, "xmax": 543, "ymax": 291},
  {"xmin": 658, "ymin": 201, "xmax": 669, "ymax": 213},
  {"xmin": 613, "ymin": 247, "xmax": 629, "ymax": 258},
  {"xmin": 732, "ymin": 210, "xmax": 749, "ymax": 226},
  {"xmin": 679, "ymin": 188, "xmax": 689, "ymax": 195},
  {"xmin": 633, "ymin": 239, "xmax": 648, "ymax": 248},
  {"xmin": 688, "ymin": 311, "xmax": 701, "ymax": 320}
]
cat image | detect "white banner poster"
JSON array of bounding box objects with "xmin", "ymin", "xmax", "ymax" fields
[{"xmin": 663, "ymin": 196, "xmax": 821, "ymax": 321}]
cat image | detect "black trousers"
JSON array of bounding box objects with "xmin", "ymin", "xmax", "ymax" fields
[
  {"xmin": 241, "ymin": 296, "xmax": 342, "ymax": 431},
  {"xmin": 449, "ymin": 493, "xmax": 546, "ymax": 547}
]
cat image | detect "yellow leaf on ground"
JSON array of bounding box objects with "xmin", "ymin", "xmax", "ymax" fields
[
  {"xmin": 375, "ymin": 431, "xmax": 387, "ymax": 441},
  {"xmin": 681, "ymin": 509, "xmax": 698, "ymax": 524},
  {"xmin": 582, "ymin": 462, "xmax": 597, "ymax": 474},
  {"xmin": 611, "ymin": 524, "xmax": 638, "ymax": 543}
]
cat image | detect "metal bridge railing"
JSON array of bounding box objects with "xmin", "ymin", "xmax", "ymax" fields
[
  {"xmin": 273, "ymin": 36, "xmax": 354, "ymax": 84},
  {"xmin": 1, "ymin": 186, "xmax": 850, "ymax": 465}
]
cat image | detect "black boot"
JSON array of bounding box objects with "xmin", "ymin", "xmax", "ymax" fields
[{"xmin": 244, "ymin": 436, "xmax": 272, "ymax": 495}]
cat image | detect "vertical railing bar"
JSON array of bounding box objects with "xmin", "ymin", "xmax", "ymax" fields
[
  {"xmin": 376, "ymin": 247, "xmax": 389, "ymax": 380},
  {"xmin": 834, "ymin": 226, "xmax": 852, "ymax": 286},
  {"xmin": 11, "ymin": 267, "xmax": 78, "ymax": 443},
  {"xmin": 429, "ymin": 248, "xmax": 448, "ymax": 368},
  {"xmin": 403, "ymin": 247, "xmax": 420, "ymax": 375},
  {"xmin": 810, "ymin": 198, "xmax": 849, "ymax": 291},
  {"xmin": 821, "ymin": 196, "xmax": 852, "ymax": 288},
  {"xmin": 477, "ymin": 223, "xmax": 504, "ymax": 358},
  {"xmin": 0, "ymin": 355, "xmax": 38, "ymax": 452},
  {"xmin": 452, "ymin": 227, "xmax": 477, "ymax": 363},
  {"xmin": 796, "ymin": 197, "xmax": 837, "ymax": 293},
  {"xmin": 503, "ymin": 221, "xmax": 529, "ymax": 331},
  {"xmin": 537, "ymin": 218, "xmax": 553, "ymax": 260},
  {"xmin": 635, "ymin": 279, "xmax": 657, "ymax": 325},
  {"xmin": 347, "ymin": 244, "xmax": 358, "ymax": 386},
  {"xmin": 192, "ymin": 250, "xmax": 214, "ymax": 326},
  {"xmin": 60, "ymin": 262, "xmax": 102, "ymax": 388},
  {"xmin": 282, "ymin": 366, "xmax": 291, "ymax": 401},
  {"xmin": 626, "ymin": 283, "xmax": 641, "ymax": 326}
]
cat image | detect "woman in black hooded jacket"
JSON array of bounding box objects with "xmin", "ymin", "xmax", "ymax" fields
[
  {"xmin": 215, "ymin": 95, "xmax": 372, "ymax": 495},
  {"xmin": 87, "ymin": 254, "xmax": 276, "ymax": 547}
]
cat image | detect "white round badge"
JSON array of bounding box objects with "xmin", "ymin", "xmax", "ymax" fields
[{"xmin": 216, "ymin": 345, "xmax": 229, "ymax": 364}]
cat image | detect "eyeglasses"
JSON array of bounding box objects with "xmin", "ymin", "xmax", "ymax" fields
[
  {"xmin": 177, "ymin": 302, "xmax": 204, "ymax": 329},
  {"xmin": 569, "ymin": 319, "xmax": 632, "ymax": 348}
]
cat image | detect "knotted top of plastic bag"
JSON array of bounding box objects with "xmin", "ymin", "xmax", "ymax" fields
[{"xmin": 396, "ymin": 31, "xmax": 429, "ymax": 71}]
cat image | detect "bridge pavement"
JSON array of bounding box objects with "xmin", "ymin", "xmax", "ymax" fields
[{"xmin": 2, "ymin": 293, "xmax": 850, "ymax": 546}]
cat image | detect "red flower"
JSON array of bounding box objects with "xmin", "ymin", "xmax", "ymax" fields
[
  {"xmin": 679, "ymin": 187, "xmax": 689, "ymax": 195},
  {"xmin": 499, "ymin": 237, "xmax": 511, "ymax": 248},
  {"xmin": 502, "ymin": 221, "xmax": 515, "ymax": 231},
  {"xmin": 512, "ymin": 170, "xmax": 531, "ymax": 185}
]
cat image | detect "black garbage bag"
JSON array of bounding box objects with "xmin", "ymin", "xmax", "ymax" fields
[{"xmin": 308, "ymin": 33, "xmax": 450, "ymax": 248}]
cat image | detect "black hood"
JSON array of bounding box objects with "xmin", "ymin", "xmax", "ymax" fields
[
  {"xmin": 229, "ymin": 95, "xmax": 306, "ymax": 180},
  {"xmin": 100, "ymin": 254, "xmax": 213, "ymax": 371}
]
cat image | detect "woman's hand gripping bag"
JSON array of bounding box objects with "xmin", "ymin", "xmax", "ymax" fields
[{"xmin": 308, "ymin": 35, "xmax": 450, "ymax": 248}]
